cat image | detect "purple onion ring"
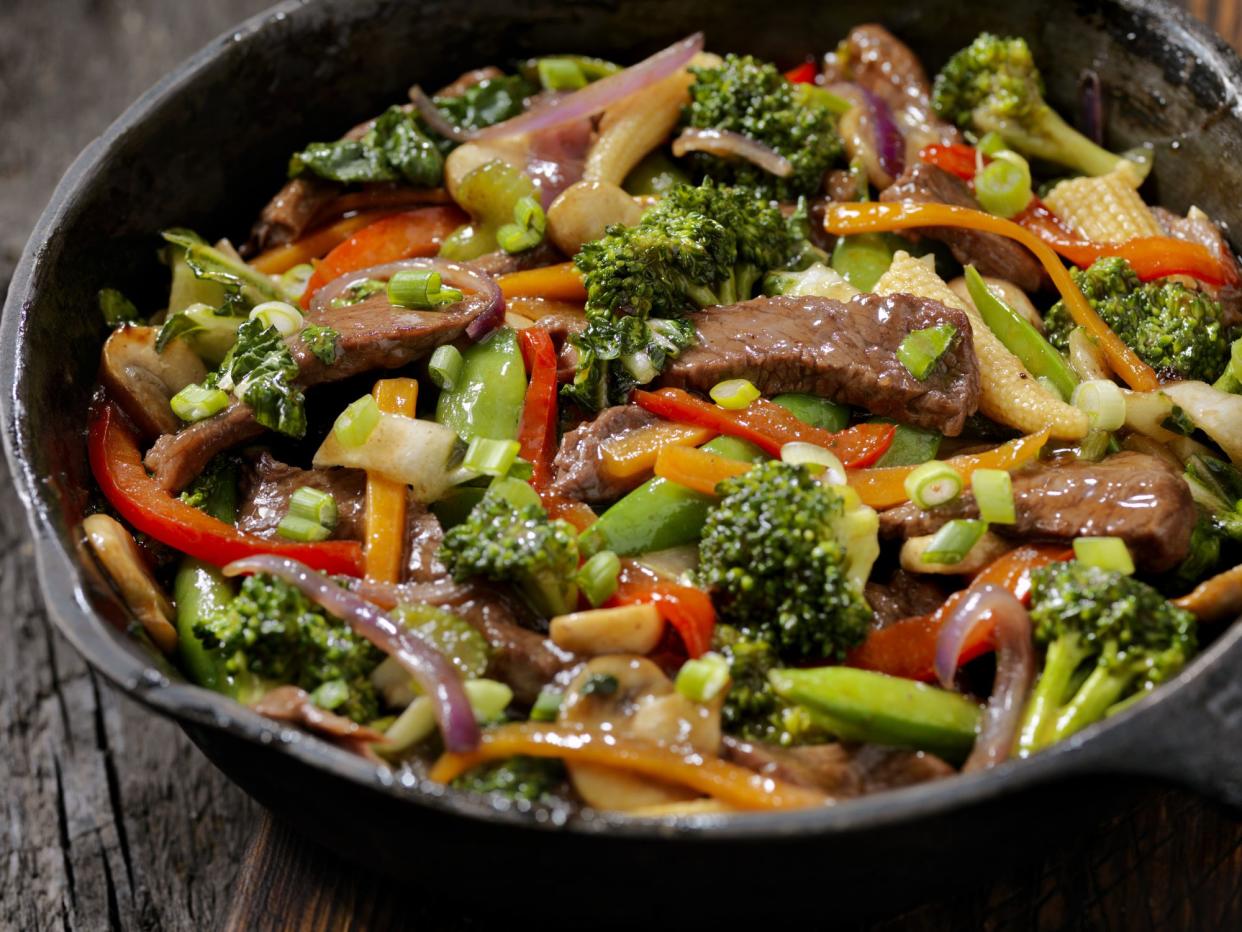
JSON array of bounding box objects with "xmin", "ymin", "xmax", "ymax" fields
[
  {"xmin": 936, "ymin": 584, "xmax": 1036, "ymax": 772},
  {"xmin": 672, "ymin": 128, "xmax": 794, "ymax": 178},
  {"xmin": 309, "ymin": 257, "xmax": 505, "ymax": 342},
  {"xmin": 476, "ymin": 32, "xmax": 704, "ymax": 141},
  {"xmin": 859, "ymin": 87, "xmax": 905, "ymax": 180},
  {"xmin": 1079, "ymin": 69, "xmax": 1104, "ymax": 147},
  {"xmin": 408, "ymin": 84, "xmax": 476, "ymax": 144},
  {"xmin": 223, "ymin": 556, "xmax": 481, "ymax": 753}
]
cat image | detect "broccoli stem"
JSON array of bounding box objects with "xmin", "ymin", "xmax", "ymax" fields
[
  {"xmin": 1016, "ymin": 633, "xmax": 1091, "ymax": 754},
  {"xmin": 1050, "ymin": 661, "xmax": 1134, "ymax": 743},
  {"xmin": 989, "ymin": 107, "xmax": 1134, "ymax": 178}
]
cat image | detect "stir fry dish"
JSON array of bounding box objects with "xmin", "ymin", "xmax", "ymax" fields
[{"xmin": 85, "ymin": 27, "xmax": 1242, "ymax": 816}]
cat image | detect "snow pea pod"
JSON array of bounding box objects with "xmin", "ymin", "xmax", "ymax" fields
[{"xmin": 435, "ymin": 326, "xmax": 526, "ymax": 443}]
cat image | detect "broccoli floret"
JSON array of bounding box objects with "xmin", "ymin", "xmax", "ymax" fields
[
  {"xmin": 683, "ymin": 54, "xmax": 843, "ymax": 199},
  {"xmin": 932, "ymin": 34, "xmax": 1146, "ymax": 179},
  {"xmin": 1018, "ymin": 561, "xmax": 1196, "ymax": 753},
  {"xmin": 698, "ymin": 460, "xmax": 878, "ymax": 661},
  {"xmin": 1045, "ymin": 258, "xmax": 1229, "ymax": 382},
  {"xmin": 567, "ymin": 180, "xmax": 800, "ymax": 410},
  {"xmin": 451, "ymin": 756, "xmax": 566, "ymax": 804},
  {"xmin": 438, "ymin": 478, "xmax": 579, "ymax": 618},
  {"xmin": 179, "ymin": 455, "xmax": 240, "ymax": 516},
  {"xmin": 713, "ymin": 625, "xmax": 831, "ymax": 746},
  {"xmin": 194, "ymin": 573, "xmax": 383, "ymax": 723}
]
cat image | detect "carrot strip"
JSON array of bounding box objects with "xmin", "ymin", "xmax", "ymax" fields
[
  {"xmin": 602, "ymin": 422, "xmax": 717, "ymax": 481},
  {"xmin": 250, "ymin": 210, "xmax": 392, "ymax": 275},
  {"xmin": 364, "ymin": 378, "xmax": 418, "ymax": 582},
  {"xmin": 822, "ymin": 201, "xmax": 1160, "ymax": 391},
  {"xmin": 498, "ymin": 262, "xmax": 588, "ymax": 301},
  {"xmin": 428, "ymin": 723, "xmax": 827, "ymax": 811}
]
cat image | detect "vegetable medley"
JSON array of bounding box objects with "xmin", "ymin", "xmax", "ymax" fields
[{"xmin": 86, "ymin": 26, "xmax": 1242, "ymax": 815}]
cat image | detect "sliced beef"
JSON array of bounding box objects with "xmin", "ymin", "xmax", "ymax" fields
[
  {"xmin": 722, "ymin": 737, "xmax": 954, "ymax": 796},
  {"xmin": 404, "ymin": 504, "xmax": 447, "ymax": 584},
  {"xmin": 881, "ymin": 163, "xmax": 1046, "ymax": 293},
  {"xmin": 658, "ymin": 293, "xmax": 981, "ymax": 436},
  {"xmin": 462, "ymin": 241, "xmax": 564, "ymax": 279},
  {"xmin": 878, "ymin": 452, "xmax": 1195, "ymax": 573},
  {"xmin": 238, "ymin": 452, "xmax": 367, "ymax": 540},
  {"xmin": 865, "ymin": 570, "xmax": 950, "ymax": 628},
  {"xmin": 352, "ymin": 576, "xmax": 578, "ymax": 704},
  {"xmin": 550, "ymin": 406, "xmax": 659, "ymax": 504},
  {"xmin": 246, "ymin": 176, "xmax": 340, "ymax": 254},
  {"xmin": 145, "ymin": 290, "xmax": 490, "ymax": 491}
]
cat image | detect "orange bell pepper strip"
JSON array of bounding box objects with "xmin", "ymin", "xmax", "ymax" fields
[
  {"xmin": 847, "ymin": 427, "xmax": 1049, "ymax": 509},
  {"xmin": 610, "ymin": 561, "xmax": 716, "ymax": 658},
  {"xmin": 89, "ymin": 400, "xmax": 364, "ymax": 576},
  {"xmin": 428, "ymin": 722, "xmax": 826, "ymax": 810},
  {"xmin": 847, "ymin": 543, "xmax": 1073, "ymax": 681},
  {"xmin": 653, "ymin": 444, "xmax": 750, "ymax": 497},
  {"xmin": 363, "ymin": 379, "xmax": 419, "ymax": 583},
  {"xmin": 632, "ymin": 388, "xmax": 895, "ymax": 466},
  {"xmin": 822, "ymin": 201, "xmax": 1160, "ymax": 391},
  {"xmin": 497, "ymin": 262, "xmax": 589, "ymax": 301},
  {"xmin": 300, "ymin": 205, "xmax": 466, "ymax": 307},
  {"xmin": 601, "ymin": 422, "xmax": 717, "ymax": 482},
  {"xmin": 516, "ymin": 328, "xmax": 559, "ymax": 489},
  {"xmin": 250, "ymin": 210, "xmax": 392, "ymax": 276}
]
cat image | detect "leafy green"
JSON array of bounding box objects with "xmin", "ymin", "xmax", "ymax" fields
[
  {"xmin": 299, "ymin": 323, "xmax": 340, "ymax": 366},
  {"xmin": 432, "ymin": 75, "xmax": 534, "ymax": 137},
  {"xmin": 290, "ymin": 106, "xmax": 443, "ymax": 187},
  {"xmin": 98, "ymin": 288, "xmax": 141, "ymax": 327}
]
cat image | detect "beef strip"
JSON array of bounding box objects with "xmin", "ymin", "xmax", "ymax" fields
[
  {"xmin": 550, "ymin": 405, "xmax": 659, "ymax": 504},
  {"xmin": 404, "ymin": 504, "xmax": 447, "ymax": 584},
  {"xmin": 865, "ymin": 570, "xmax": 951, "ymax": 628},
  {"xmin": 246, "ymin": 176, "xmax": 341, "ymax": 255},
  {"xmin": 722, "ymin": 736, "xmax": 954, "ymax": 796},
  {"xmin": 238, "ymin": 452, "xmax": 367, "ymax": 540},
  {"xmin": 658, "ymin": 293, "xmax": 981, "ymax": 435},
  {"xmin": 145, "ymin": 289, "xmax": 490, "ymax": 491},
  {"xmin": 462, "ymin": 241, "xmax": 564, "ymax": 279},
  {"xmin": 878, "ymin": 452, "xmax": 1195, "ymax": 573},
  {"xmin": 881, "ymin": 163, "xmax": 1046, "ymax": 293}
]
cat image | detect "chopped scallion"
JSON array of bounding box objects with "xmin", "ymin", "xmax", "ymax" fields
[
  {"xmin": 428, "ymin": 344, "xmax": 464, "ymax": 390},
  {"xmin": 537, "ymin": 57, "xmax": 588, "ymax": 91},
  {"xmin": 387, "ymin": 269, "xmax": 463, "ymax": 309},
  {"xmin": 897, "ymin": 324, "xmax": 957, "ymax": 380},
  {"xmin": 333, "ymin": 395, "xmax": 381, "ymax": 447},
  {"xmin": 466, "ymin": 679, "xmax": 515, "ymax": 723},
  {"xmin": 496, "ymin": 195, "xmax": 547, "ymax": 254},
  {"xmin": 289, "ymin": 486, "xmax": 338, "ymax": 529},
  {"xmin": 170, "ymin": 383, "xmax": 230, "ymax": 422},
  {"xmin": 780, "ymin": 442, "xmax": 845, "ymax": 484},
  {"xmin": 1072, "ymin": 379, "xmax": 1126, "ymax": 432},
  {"xmin": 710, "ymin": 378, "xmax": 760, "ymax": 410},
  {"xmin": 921, "ymin": 519, "xmax": 988, "ymax": 565},
  {"xmin": 974, "ymin": 155, "xmax": 1033, "ymax": 218},
  {"xmin": 249, "ymin": 300, "xmax": 304, "ymax": 336},
  {"xmin": 674, "ymin": 653, "xmax": 731, "ymax": 703},
  {"xmin": 971, "ymin": 468, "xmax": 1015, "ymax": 524},
  {"xmin": 575, "ymin": 550, "xmax": 621, "ymax": 607},
  {"xmin": 463, "ymin": 437, "xmax": 521, "ymax": 477},
  {"xmin": 904, "ymin": 460, "xmax": 964, "ymax": 509},
  {"xmin": 277, "ymin": 514, "xmax": 332, "ymax": 542},
  {"xmin": 1073, "ymin": 537, "xmax": 1135, "ymax": 575},
  {"xmin": 976, "ymin": 131, "xmax": 1007, "ymax": 156},
  {"xmin": 530, "ymin": 687, "xmax": 563, "ymax": 722}
]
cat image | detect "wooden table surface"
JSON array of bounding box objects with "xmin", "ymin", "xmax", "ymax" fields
[{"xmin": 3, "ymin": 2, "xmax": 1242, "ymax": 929}]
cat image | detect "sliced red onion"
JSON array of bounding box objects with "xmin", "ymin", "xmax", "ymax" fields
[
  {"xmin": 936, "ymin": 584, "xmax": 1035, "ymax": 772},
  {"xmin": 409, "ymin": 84, "xmax": 475, "ymax": 144},
  {"xmin": 859, "ymin": 87, "xmax": 905, "ymax": 180},
  {"xmin": 476, "ymin": 32, "xmax": 704, "ymax": 141},
  {"xmin": 223, "ymin": 556, "xmax": 481, "ymax": 752},
  {"xmin": 309, "ymin": 257, "xmax": 504, "ymax": 341},
  {"xmin": 672, "ymin": 128, "xmax": 794, "ymax": 178},
  {"xmin": 1079, "ymin": 70, "xmax": 1104, "ymax": 146}
]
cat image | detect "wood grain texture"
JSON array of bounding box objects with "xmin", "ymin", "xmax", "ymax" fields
[{"xmin": 0, "ymin": 2, "xmax": 1239, "ymax": 930}]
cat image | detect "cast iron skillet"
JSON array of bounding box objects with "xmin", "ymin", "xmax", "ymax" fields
[{"xmin": 4, "ymin": 0, "xmax": 1242, "ymax": 913}]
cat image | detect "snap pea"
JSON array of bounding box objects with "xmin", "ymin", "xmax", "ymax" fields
[
  {"xmin": 831, "ymin": 233, "xmax": 898, "ymax": 292},
  {"xmin": 435, "ymin": 327, "xmax": 526, "ymax": 443},
  {"xmin": 580, "ymin": 436, "xmax": 765, "ymax": 556},
  {"xmin": 770, "ymin": 393, "xmax": 850, "ymax": 432},
  {"xmin": 870, "ymin": 419, "xmax": 942, "ymax": 467},
  {"xmin": 769, "ymin": 666, "xmax": 981, "ymax": 762}
]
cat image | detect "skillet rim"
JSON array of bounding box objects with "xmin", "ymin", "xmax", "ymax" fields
[{"xmin": 2, "ymin": 0, "xmax": 1241, "ymax": 839}]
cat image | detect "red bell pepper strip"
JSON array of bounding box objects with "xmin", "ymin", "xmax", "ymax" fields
[
  {"xmin": 89, "ymin": 399, "xmax": 364, "ymax": 576},
  {"xmin": 784, "ymin": 61, "xmax": 818, "ymax": 84},
  {"xmin": 516, "ymin": 328, "xmax": 558, "ymax": 489},
  {"xmin": 301, "ymin": 205, "xmax": 467, "ymax": 307},
  {"xmin": 631, "ymin": 388, "xmax": 895, "ymax": 467},
  {"xmin": 846, "ymin": 543, "xmax": 1073, "ymax": 681},
  {"xmin": 610, "ymin": 561, "xmax": 715, "ymax": 658},
  {"xmin": 918, "ymin": 143, "xmax": 982, "ymax": 181}
]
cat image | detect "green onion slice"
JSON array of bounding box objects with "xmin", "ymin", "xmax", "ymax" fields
[
  {"xmin": 971, "ymin": 468, "xmax": 1016, "ymax": 525},
  {"xmin": 428, "ymin": 344, "xmax": 464, "ymax": 390},
  {"xmin": 904, "ymin": 460, "xmax": 964, "ymax": 509},
  {"xmin": 922, "ymin": 519, "xmax": 988, "ymax": 565},
  {"xmin": 529, "ymin": 687, "xmax": 563, "ymax": 722},
  {"xmin": 289, "ymin": 486, "xmax": 338, "ymax": 529},
  {"xmin": 974, "ymin": 155, "xmax": 1033, "ymax": 219},
  {"xmin": 496, "ymin": 196, "xmax": 547, "ymax": 254},
  {"xmin": 976, "ymin": 132, "xmax": 1007, "ymax": 156},
  {"xmin": 333, "ymin": 395, "xmax": 381, "ymax": 447},
  {"xmin": 249, "ymin": 300, "xmax": 304, "ymax": 336},
  {"xmin": 463, "ymin": 437, "xmax": 521, "ymax": 477},
  {"xmin": 710, "ymin": 378, "xmax": 761, "ymax": 410},
  {"xmin": 1073, "ymin": 537, "xmax": 1135, "ymax": 575},
  {"xmin": 897, "ymin": 324, "xmax": 957, "ymax": 381},
  {"xmin": 537, "ymin": 57, "xmax": 588, "ymax": 91},
  {"xmin": 1072, "ymin": 379, "xmax": 1126, "ymax": 432},
  {"xmin": 387, "ymin": 269, "xmax": 464, "ymax": 309},
  {"xmin": 575, "ymin": 550, "xmax": 621, "ymax": 608},
  {"xmin": 277, "ymin": 514, "xmax": 332, "ymax": 542},
  {"xmin": 170, "ymin": 383, "xmax": 230, "ymax": 423},
  {"xmin": 781, "ymin": 442, "xmax": 846, "ymax": 484},
  {"xmin": 674, "ymin": 653, "xmax": 731, "ymax": 703}
]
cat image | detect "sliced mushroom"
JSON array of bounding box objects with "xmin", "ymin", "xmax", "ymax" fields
[
  {"xmin": 99, "ymin": 325, "xmax": 208, "ymax": 438},
  {"xmin": 901, "ymin": 529, "xmax": 1010, "ymax": 575},
  {"xmin": 82, "ymin": 514, "xmax": 178, "ymax": 653},
  {"xmin": 546, "ymin": 180, "xmax": 644, "ymax": 256},
  {"xmin": 549, "ymin": 603, "xmax": 664, "ymax": 656},
  {"xmin": 559, "ymin": 655, "xmax": 722, "ymax": 811}
]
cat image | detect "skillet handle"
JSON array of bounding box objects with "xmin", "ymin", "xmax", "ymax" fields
[{"xmin": 1080, "ymin": 634, "xmax": 1242, "ymax": 808}]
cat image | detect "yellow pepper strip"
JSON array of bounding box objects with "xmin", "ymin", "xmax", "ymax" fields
[
  {"xmin": 847, "ymin": 428, "xmax": 1051, "ymax": 509},
  {"xmin": 428, "ymin": 722, "xmax": 827, "ymax": 811},
  {"xmin": 497, "ymin": 262, "xmax": 588, "ymax": 301},
  {"xmin": 504, "ymin": 296, "xmax": 587, "ymax": 323},
  {"xmin": 250, "ymin": 211, "xmax": 391, "ymax": 275},
  {"xmin": 822, "ymin": 202, "xmax": 1160, "ymax": 392},
  {"xmin": 602, "ymin": 422, "xmax": 717, "ymax": 482},
  {"xmin": 364, "ymin": 378, "xmax": 419, "ymax": 582}
]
